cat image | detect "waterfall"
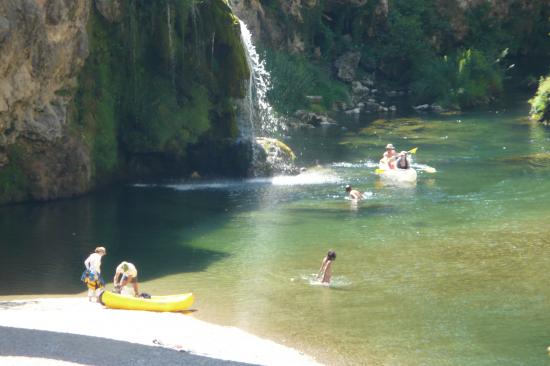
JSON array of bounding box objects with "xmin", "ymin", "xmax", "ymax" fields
[
  {"xmin": 237, "ymin": 19, "xmax": 296, "ymax": 176},
  {"xmin": 237, "ymin": 20, "xmax": 282, "ymax": 139},
  {"xmin": 166, "ymin": 2, "xmax": 175, "ymax": 88}
]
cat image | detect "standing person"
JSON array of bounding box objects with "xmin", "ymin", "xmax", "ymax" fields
[
  {"xmin": 113, "ymin": 261, "xmax": 140, "ymax": 297},
  {"xmin": 395, "ymin": 151, "xmax": 410, "ymax": 169},
  {"xmin": 345, "ymin": 185, "xmax": 363, "ymax": 200},
  {"xmin": 317, "ymin": 250, "xmax": 336, "ymax": 284},
  {"xmin": 81, "ymin": 246, "xmax": 107, "ymax": 302},
  {"xmin": 381, "ymin": 143, "xmax": 397, "ymax": 169}
]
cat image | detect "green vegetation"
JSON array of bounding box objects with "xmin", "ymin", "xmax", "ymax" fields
[
  {"xmin": 73, "ymin": 10, "xmax": 119, "ymax": 179},
  {"xmin": 529, "ymin": 76, "xmax": 550, "ymax": 123},
  {"xmin": 412, "ymin": 49, "xmax": 503, "ymax": 108},
  {"xmin": 265, "ymin": 51, "xmax": 349, "ymax": 113},
  {"xmin": 71, "ymin": 0, "xmax": 249, "ymax": 181},
  {"xmin": 260, "ymin": 0, "xmax": 550, "ymax": 112}
]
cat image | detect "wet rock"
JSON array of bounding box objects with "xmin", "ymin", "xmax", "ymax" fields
[
  {"xmin": 333, "ymin": 101, "xmax": 348, "ymax": 111},
  {"xmin": 254, "ymin": 137, "xmax": 298, "ymax": 175},
  {"xmin": 365, "ymin": 101, "xmax": 380, "ymax": 111},
  {"xmin": 294, "ymin": 110, "xmax": 335, "ymax": 127},
  {"xmin": 431, "ymin": 104, "xmax": 446, "ymax": 113},
  {"xmin": 413, "ymin": 104, "xmax": 431, "ymax": 112},
  {"xmin": 344, "ymin": 108, "xmax": 361, "ymax": 115},
  {"xmin": 362, "ymin": 75, "xmax": 375, "ymax": 87},
  {"xmin": 352, "ymin": 81, "xmax": 369, "ymax": 95},
  {"xmin": 335, "ymin": 51, "xmax": 361, "ymax": 82}
]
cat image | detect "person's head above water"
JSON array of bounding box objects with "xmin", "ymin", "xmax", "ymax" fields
[
  {"xmin": 327, "ymin": 250, "xmax": 336, "ymax": 261},
  {"xmin": 400, "ymin": 151, "xmax": 407, "ymax": 156},
  {"xmin": 345, "ymin": 184, "xmax": 352, "ymax": 192},
  {"xmin": 386, "ymin": 143, "xmax": 395, "ymax": 150},
  {"xmin": 95, "ymin": 246, "xmax": 106, "ymax": 255}
]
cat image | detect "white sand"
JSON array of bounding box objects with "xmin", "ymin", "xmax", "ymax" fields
[{"xmin": 0, "ymin": 298, "xmax": 321, "ymax": 366}]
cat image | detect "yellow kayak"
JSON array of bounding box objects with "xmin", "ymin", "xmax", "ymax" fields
[{"xmin": 99, "ymin": 291, "xmax": 195, "ymax": 312}]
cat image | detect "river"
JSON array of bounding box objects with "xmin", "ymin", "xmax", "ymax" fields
[{"xmin": 1, "ymin": 107, "xmax": 550, "ymax": 365}]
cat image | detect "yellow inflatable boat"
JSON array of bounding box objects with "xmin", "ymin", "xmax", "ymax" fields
[{"xmin": 99, "ymin": 291, "xmax": 194, "ymax": 312}]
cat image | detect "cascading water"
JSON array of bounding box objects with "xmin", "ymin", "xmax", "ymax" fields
[
  {"xmin": 236, "ymin": 20, "xmax": 296, "ymax": 176},
  {"xmin": 237, "ymin": 20, "xmax": 281, "ymax": 138}
]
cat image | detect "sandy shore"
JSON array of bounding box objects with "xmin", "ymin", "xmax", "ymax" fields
[{"xmin": 0, "ymin": 298, "xmax": 321, "ymax": 366}]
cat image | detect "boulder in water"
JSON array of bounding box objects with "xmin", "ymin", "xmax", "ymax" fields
[{"xmin": 253, "ymin": 137, "xmax": 298, "ymax": 176}]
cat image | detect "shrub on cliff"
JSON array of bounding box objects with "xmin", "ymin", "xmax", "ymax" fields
[
  {"xmin": 530, "ymin": 76, "xmax": 550, "ymax": 123},
  {"xmin": 412, "ymin": 49, "xmax": 504, "ymax": 108},
  {"xmin": 266, "ymin": 51, "xmax": 349, "ymax": 113}
]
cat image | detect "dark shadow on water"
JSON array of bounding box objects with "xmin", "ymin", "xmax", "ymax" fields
[{"xmin": 0, "ymin": 187, "xmax": 240, "ymax": 296}]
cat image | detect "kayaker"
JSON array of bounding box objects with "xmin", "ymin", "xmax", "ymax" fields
[
  {"xmin": 380, "ymin": 143, "xmax": 397, "ymax": 169},
  {"xmin": 317, "ymin": 250, "xmax": 336, "ymax": 284},
  {"xmin": 113, "ymin": 261, "xmax": 140, "ymax": 297},
  {"xmin": 345, "ymin": 185, "xmax": 363, "ymax": 200},
  {"xmin": 395, "ymin": 151, "xmax": 410, "ymax": 169},
  {"xmin": 81, "ymin": 246, "xmax": 107, "ymax": 302}
]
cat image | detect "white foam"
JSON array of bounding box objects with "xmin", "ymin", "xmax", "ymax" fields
[{"xmin": 132, "ymin": 170, "xmax": 342, "ymax": 192}]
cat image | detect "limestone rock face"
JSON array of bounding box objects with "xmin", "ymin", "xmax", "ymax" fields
[
  {"xmin": 0, "ymin": 0, "xmax": 90, "ymax": 144},
  {"xmin": 94, "ymin": 0, "xmax": 122, "ymax": 23},
  {"xmin": 0, "ymin": 0, "xmax": 91, "ymax": 202}
]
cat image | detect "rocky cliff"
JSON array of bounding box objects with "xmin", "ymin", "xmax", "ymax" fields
[
  {"xmin": 231, "ymin": 0, "xmax": 549, "ymax": 114},
  {"xmin": 0, "ymin": 0, "xmax": 250, "ymax": 204}
]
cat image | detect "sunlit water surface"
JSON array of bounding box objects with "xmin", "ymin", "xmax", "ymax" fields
[{"xmin": 2, "ymin": 108, "xmax": 550, "ymax": 365}]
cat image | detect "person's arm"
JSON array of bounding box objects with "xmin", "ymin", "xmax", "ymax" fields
[
  {"xmin": 84, "ymin": 255, "xmax": 91, "ymax": 271},
  {"xmin": 113, "ymin": 272, "xmax": 120, "ymax": 286}
]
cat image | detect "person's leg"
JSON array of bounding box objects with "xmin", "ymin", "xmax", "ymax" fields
[{"xmin": 131, "ymin": 278, "xmax": 139, "ymax": 297}]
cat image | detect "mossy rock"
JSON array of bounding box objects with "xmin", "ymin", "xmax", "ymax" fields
[
  {"xmin": 254, "ymin": 137, "xmax": 298, "ymax": 175},
  {"xmin": 500, "ymin": 152, "xmax": 550, "ymax": 168}
]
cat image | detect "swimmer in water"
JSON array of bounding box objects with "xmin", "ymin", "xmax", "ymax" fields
[
  {"xmin": 317, "ymin": 250, "xmax": 336, "ymax": 284},
  {"xmin": 345, "ymin": 185, "xmax": 363, "ymax": 200}
]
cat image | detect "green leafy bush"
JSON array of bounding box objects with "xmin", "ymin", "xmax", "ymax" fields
[
  {"xmin": 412, "ymin": 49, "xmax": 503, "ymax": 108},
  {"xmin": 265, "ymin": 51, "xmax": 349, "ymax": 113},
  {"xmin": 530, "ymin": 76, "xmax": 550, "ymax": 122}
]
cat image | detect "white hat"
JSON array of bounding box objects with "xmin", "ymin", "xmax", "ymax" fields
[{"xmin": 386, "ymin": 143, "xmax": 395, "ymax": 149}]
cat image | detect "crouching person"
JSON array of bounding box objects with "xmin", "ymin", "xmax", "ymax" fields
[{"xmin": 113, "ymin": 261, "xmax": 140, "ymax": 297}]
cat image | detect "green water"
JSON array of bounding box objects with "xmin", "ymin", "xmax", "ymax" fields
[{"xmin": 2, "ymin": 108, "xmax": 550, "ymax": 365}]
